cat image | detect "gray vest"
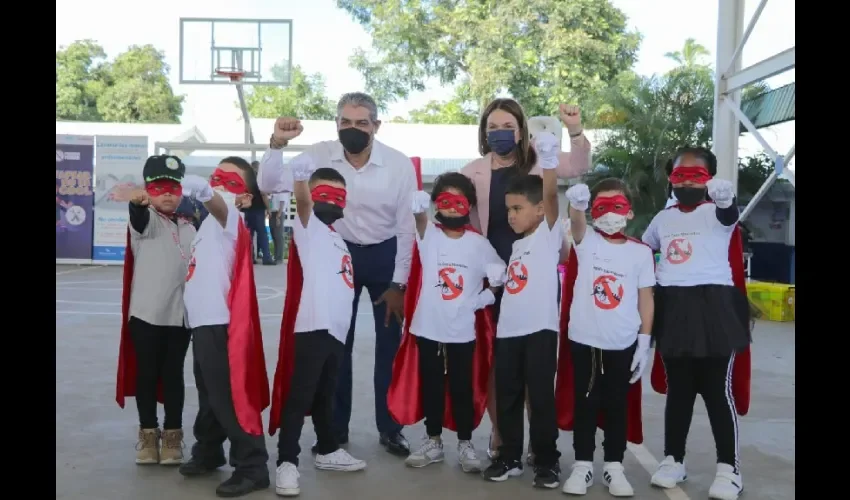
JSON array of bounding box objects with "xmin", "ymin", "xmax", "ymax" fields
[{"xmin": 129, "ymin": 208, "xmax": 196, "ymax": 326}]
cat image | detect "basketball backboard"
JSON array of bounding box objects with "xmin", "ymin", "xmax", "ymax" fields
[{"xmin": 179, "ymin": 18, "xmax": 293, "ymax": 86}]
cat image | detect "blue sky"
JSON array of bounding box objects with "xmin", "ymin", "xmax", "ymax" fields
[{"xmin": 56, "ymin": 0, "xmax": 794, "ymax": 125}]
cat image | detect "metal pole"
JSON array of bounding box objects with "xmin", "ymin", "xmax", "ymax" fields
[{"xmin": 712, "ymin": 0, "xmax": 745, "ymax": 192}]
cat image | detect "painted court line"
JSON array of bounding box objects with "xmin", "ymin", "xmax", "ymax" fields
[
  {"xmin": 56, "ymin": 265, "xmax": 106, "ymax": 276},
  {"xmin": 627, "ymin": 443, "xmax": 691, "ymax": 500}
]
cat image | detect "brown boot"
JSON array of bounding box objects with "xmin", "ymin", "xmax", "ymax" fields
[
  {"xmin": 135, "ymin": 428, "xmax": 160, "ymax": 464},
  {"xmin": 160, "ymin": 429, "xmax": 184, "ymax": 465}
]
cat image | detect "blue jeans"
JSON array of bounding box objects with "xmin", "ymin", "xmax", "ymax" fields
[
  {"xmin": 333, "ymin": 237, "xmax": 404, "ymax": 436},
  {"xmin": 245, "ymin": 209, "xmax": 273, "ymax": 263}
]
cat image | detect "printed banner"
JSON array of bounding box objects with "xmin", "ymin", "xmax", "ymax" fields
[
  {"xmin": 92, "ymin": 136, "xmax": 149, "ymax": 262},
  {"xmin": 56, "ymin": 135, "xmax": 95, "ymax": 263}
]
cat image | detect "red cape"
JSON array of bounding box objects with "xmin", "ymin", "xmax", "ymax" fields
[
  {"xmin": 386, "ymin": 234, "xmax": 496, "ymax": 431},
  {"xmin": 650, "ymin": 204, "xmax": 751, "ymax": 416},
  {"xmin": 116, "ymin": 229, "xmax": 164, "ymax": 408},
  {"xmin": 116, "ymin": 218, "xmax": 270, "ymax": 437},
  {"xmin": 554, "ymin": 233, "xmax": 646, "ymax": 444},
  {"xmin": 269, "ymin": 156, "xmax": 427, "ymax": 435}
]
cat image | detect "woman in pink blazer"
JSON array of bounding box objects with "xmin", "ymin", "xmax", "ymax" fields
[{"xmin": 459, "ymin": 98, "xmax": 591, "ymax": 463}]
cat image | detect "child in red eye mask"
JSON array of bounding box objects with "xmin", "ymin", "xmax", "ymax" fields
[
  {"xmin": 116, "ymin": 155, "xmax": 196, "ymax": 467},
  {"xmin": 385, "ymin": 171, "xmax": 503, "ymax": 474},
  {"xmin": 555, "ymin": 177, "xmax": 656, "ymax": 497},
  {"xmin": 178, "ymin": 156, "xmax": 272, "ymax": 497}
]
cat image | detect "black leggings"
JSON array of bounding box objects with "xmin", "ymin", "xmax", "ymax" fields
[
  {"xmin": 663, "ymin": 355, "xmax": 741, "ymax": 474},
  {"xmin": 129, "ymin": 317, "xmax": 191, "ymax": 429},
  {"xmin": 416, "ymin": 336, "xmax": 475, "ymax": 440}
]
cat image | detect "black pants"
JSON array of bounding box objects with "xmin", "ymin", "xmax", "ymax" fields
[
  {"xmin": 277, "ymin": 330, "xmax": 344, "ymax": 467},
  {"xmin": 129, "ymin": 316, "xmax": 191, "ymax": 429},
  {"xmin": 663, "ymin": 355, "xmax": 740, "ymax": 474},
  {"xmin": 190, "ymin": 325, "xmax": 269, "ymax": 481},
  {"xmin": 570, "ymin": 340, "xmax": 636, "ymax": 463},
  {"xmin": 269, "ymin": 212, "xmax": 285, "ymax": 262},
  {"xmin": 495, "ymin": 330, "xmax": 560, "ymax": 467},
  {"xmin": 416, "ymin": 336, "xmax": 475, "ymax": 440},
  {"xmin": 334, "ymin": 237, "xmax": 403, "ymax": 436}
]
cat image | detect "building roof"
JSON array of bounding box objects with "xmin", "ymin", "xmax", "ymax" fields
[{"xmin": 740, "ymin": 82, "xmax": 795, "ymax": 130}]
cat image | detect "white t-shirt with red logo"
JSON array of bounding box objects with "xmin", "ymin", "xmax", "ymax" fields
[
  {"xmin": 497, "ymin": 220, "xmax": 563, "ymax": 339},
  {"xmin": 568, "ymin": 230, "xmax": 656, "ymax": 350},
  {"xmin": 184, "ymin": 204, "xmax": 241, "ymax": 329},
  {"xmin": 409, "ymin": 221, "xmax": 504, "ymax": 344},
  {"xmin": 642, "ymin": 203, "xmax": 735, "ymax": 287},
  {"xmin": 293, "ymin": 212, "xmax": 355, "ymax": 344}
]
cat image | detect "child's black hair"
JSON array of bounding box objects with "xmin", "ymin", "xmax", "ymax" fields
[
  {"xmin": 309, "ymin": 167, "xmax": 347, "ymax": 186},
  {"xmin": 505, "ymin": 174, "xmax": 543, "ymax": 205},
  {"xmin": 220, "ymin": 156, "xmax": 259, "ymax": 193},
  {"xmin": 590, "ymin": 178, "xmax": 631, "ymax": 203},
  {"xmin": 431, "ymin": 171, "xmax": 477, "ymax": 207},
  {"xmin": 664, "ymin": 146, "xmax": 717, "ymax": 197}
]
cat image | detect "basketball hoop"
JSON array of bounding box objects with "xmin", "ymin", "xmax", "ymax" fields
[{"xmin": 215, "ymin": 67, "xmax": 246, "ymax": 83}]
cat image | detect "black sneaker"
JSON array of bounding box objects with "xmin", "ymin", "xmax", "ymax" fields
[
  {"xmin": 179, "ymin": 455, "xmax": 227, "ymax": 477},
  {"xmin": 533, "ymin": 464, "xmax": 561, "ymax": 489},
  {"xmin": 215, "ymin": 471, "xmax": 270, "ymax": 498},
  {"xmin": 482, "ymin": 458, "xmax": 524, "ymax": 482}
]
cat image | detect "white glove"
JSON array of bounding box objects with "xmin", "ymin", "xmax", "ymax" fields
[
  {"xmin": 181, "ymin": 174, "xmax": 214, "ymax": 202},
  {"xmin": 565, "ymin": 183, "xmax": 591, "ymax": 211},
  {"xmin": 289, "ymin": 155, "xmax": 316, "ymax": 182},
  {"xmin": 629, "ymin": 334, "xmax": 652, "ymax": 384},
  {"xmin": 535, "ymin": 131, "xmax": 560, "ymax": 170},
  {"xmin": 706, "ymin": 178, "xmax": 735, "ymax": 209},
  {"xmin": 410, "ymin": 190, "xmax": 431, "ymax": 214},
  {"xmin": 472, "ymin": 288, "xmax": 496, "ymax": 311},
  {"xmin": 486, "ymin": 263, "xmax": 507, "ymax": 287}
]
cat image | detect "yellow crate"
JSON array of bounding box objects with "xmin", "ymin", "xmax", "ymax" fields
[{"xmin": 746, "ymin": 281, "xmax": 795, "ymax": 322}]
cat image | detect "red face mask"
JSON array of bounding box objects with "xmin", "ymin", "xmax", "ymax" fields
[
  {"xmin": 210, "ymin": 169, "xmax": 247, "ymax": 194},
  {"xmin": 311, "ymin": 185, "xmax": 347, "ymax": 208},
  {"xmin": 591, "ymin": 194, "xmax": 631, "ymax": 219},
  {"xmin": 434, "ymin": 192, "xmax": 470, "ymax": 216},
  {"xmin": 145, "ymin": 179, "xmax": 183, "ymax": 197},
  {"xmin": 669, "ymin": 165, "xmax": 711, "ymax": 185}
]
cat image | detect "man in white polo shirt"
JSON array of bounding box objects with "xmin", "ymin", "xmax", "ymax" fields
[{"xmin": 258, "ymin": 93, "xmax": 417, "ymax": 457}]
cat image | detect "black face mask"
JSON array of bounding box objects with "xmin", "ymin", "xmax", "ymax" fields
[
  {"xmin": 435, "ymin": 212, "xmax": 470, "ymax": 230},
  {"xmin": 313, "ymin": 202, "xmax": 344, "ymax": 226},
  {"xmin": 487, "ymin": 129, "xmax": 517, "ymax": 156},
  {"xmin": 338, "ymin": 127, "xmax": 371, "ymax": 155},
  {"xmin": 673, "ymin": 186, "xmax": 707, "ymax": 207}
]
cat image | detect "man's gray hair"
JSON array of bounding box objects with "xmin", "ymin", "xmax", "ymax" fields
[{"xmin": 336, "ymin": 92, "xmax": 379, "ymax": 123}]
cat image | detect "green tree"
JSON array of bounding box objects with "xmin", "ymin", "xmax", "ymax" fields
[
  {"xmin": 337, "ymin": 0, "xmax": 641, "ymax": 119},
  {"xmin": 56, "ymin": 41, "xmax": 184, "ymax": 123},
  {"xmin": 244, "ymin": 65, "xmax": 336, "ymax": 119},
  {"xmin": 405, "ymin": 83, "xmax": 479, "ymax": 124}
]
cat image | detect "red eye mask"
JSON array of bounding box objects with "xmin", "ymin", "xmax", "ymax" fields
[
  {"xmin": 669, "ymin": 165, "xmax": 711, "ymax": 185},
  {"xmin": 145, "ymin": 179, "xmax": 183, "ymax": 197},
  {"xmin": 591, "ymin": 195, "xmax": 631, "ymax": 218},
  {"xmin": 210, "ymin": 169, "xmax": 247, "ymax": 194},
  {"xmin": 434, "ymin": 192, "xmax": 470, "ymax": 216},
  {"xmin": 311, "ymin": 185, "xmax": 347, "ymax": 208}
]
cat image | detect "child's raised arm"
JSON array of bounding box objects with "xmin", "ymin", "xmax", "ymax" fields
[
  {"xmin": 536, "ymin": 132, "xmax": 561, "ymax": 229},
  {"xmin": 565, "ymin": 184, "xmax": 591, "ymax": 244},
  {"xmin": 290, "ymin": 155, "xmax": 317, "ymax": 229},
  {"xmin": 410, "ymin": 191, "xmax": 431, "ymax": 239}
]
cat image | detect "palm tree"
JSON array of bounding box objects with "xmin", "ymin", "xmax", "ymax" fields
[{"xmin": 664, "ymin": 38, "xmax": 711, "ymax": 68}]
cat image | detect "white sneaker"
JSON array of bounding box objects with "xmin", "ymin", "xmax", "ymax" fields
[
  {"xmin": 314, "ymin": 448, "xmax": 366, "ymax": 472},
  {"xmin": 275, "ymin": 462, "xmax": 300, "ymax": 497},
  {"xmin": 650, "ymin": 456, "xmax": 687, "ymax": 488},
  {"xmin": 404, "ymin": 438, "xmax": 444, "ymax": 468},
  {"xmin": 708, "ymin": 463, "xmax": 743, "ymax": 500},
  {"xmin": 457, "ymin": 440, "xmax": 482, "ymax": 472},
  {"xmin": 602, "ymin": 462, "xmax": 634, "ymax": 497},
  {"xmin": 562, "ymin": 461, "xmax": 594, "ymax": 495}
]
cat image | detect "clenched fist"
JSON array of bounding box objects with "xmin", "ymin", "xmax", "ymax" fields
[
  {"xmin": 272, "ymin": 117, "xmax": 304, "ymax": 146},
  {"xmin": 558, "ymin": 104, "xmax": 582, "ymax": 135}
]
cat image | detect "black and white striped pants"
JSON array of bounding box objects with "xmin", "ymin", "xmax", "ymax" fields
[{"xmin": 663, "ymin": 354, "xmax": 740, "ymax": 474}]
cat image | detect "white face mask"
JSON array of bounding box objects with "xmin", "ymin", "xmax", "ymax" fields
[
  {"xmin": 215, "ymin": 187, "xmax": 238, "ymax": 207},
  {"xmin": 593, "ymin": 212, "xmax": 628, "ymax": 235}
]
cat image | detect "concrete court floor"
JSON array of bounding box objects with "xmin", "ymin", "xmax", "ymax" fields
[{"xmin": 56, "ymin": 264, "xmax": 795, "ymax": 500}]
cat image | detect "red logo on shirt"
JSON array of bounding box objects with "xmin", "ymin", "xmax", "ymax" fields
[
  {"xmin": 436, "ymin": 267, "xmax": 464, "ymax": 300},
  {"xmin": 665, "ymin": 237, "xmax": 693, "ymax": 265},
  {"xmin": 505, "ymin": 261, "xmax": 528, "ymax": 295},
  {"xmin": 338, "ymin": 255, "xmax": 354, "ymax": 289},
  {"xmin": 592, "ymin": 274, "xmax": 623, "ymax": 310},
  {"xmin": 185, "ymin": 257, "xmax": 196, "ymax": 282}
]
